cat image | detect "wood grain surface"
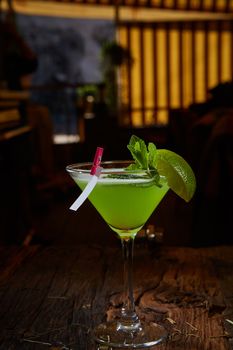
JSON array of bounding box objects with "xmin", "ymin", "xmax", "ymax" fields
[{"xmin": 0, "ymin": 244, "xmax": 233, "ymax": 349}]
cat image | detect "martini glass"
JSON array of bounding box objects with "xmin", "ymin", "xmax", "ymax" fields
[{"xmin": 66, "ymin": 160, "xmax": 169, "ymax": 348}]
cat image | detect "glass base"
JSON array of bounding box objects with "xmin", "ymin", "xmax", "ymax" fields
[{"xmin": 93, "ymin": 320, "xmax": 167, "ymax": 348}]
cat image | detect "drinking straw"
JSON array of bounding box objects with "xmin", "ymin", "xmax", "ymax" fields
[
  {"xmin": 69, "ymin": 147, "xmax": 104, "ymax": 211},
  {"xmin": 90, "ymin": 147, "xmax": 104, "ymax": 175}
]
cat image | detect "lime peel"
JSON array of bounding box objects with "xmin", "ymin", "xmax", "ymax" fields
[{"xmin": 156, "ymin": 149, "xmax": 196, "ymax": 202}]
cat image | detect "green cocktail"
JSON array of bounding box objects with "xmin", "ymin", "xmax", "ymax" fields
[
  {"xmin": 67, "ymin": 161, "xmax": 170, "ymax": 348},
  {"xmin": 75, "ymin": 165, "xmax": 169, "ymax": 239},
  {"xmin": 66, "ymin": 135, "xmax": 196, "ymax": 348}
]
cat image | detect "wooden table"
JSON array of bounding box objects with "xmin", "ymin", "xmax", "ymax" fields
[{"xmin": 0, "ymin": 244, "xmax": 233, "ymax": 349}]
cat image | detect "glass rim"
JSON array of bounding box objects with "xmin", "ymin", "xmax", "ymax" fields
[
  {"xmin": 66, "ymin": 160, "xmax": 131, "ymax": 174},
  {"xmin": 66, "ymin": 160, "xmax": 153, "ymax": 175}
]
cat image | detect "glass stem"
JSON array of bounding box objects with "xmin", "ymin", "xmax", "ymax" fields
[{"xmin": 119, "ymin": 237, "xmax": 141, "ymax": 331}]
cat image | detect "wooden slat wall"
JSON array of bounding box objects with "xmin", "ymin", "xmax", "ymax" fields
[
  {"xmin": 118, "ymin": 20, "xmax": 233, "ymax": 126},
  {"xmin": 53, "ymin": 0, "xmax": 233, "ymax": 12}
]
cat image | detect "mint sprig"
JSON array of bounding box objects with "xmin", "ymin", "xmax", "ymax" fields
[{"xmin": 126, "ymin": 135, "xmax": 161, "ymax": 186}]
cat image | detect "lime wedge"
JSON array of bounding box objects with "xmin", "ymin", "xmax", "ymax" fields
[{"xmin": 156, "ymin": 149, "xmax": 196, "ymax": 202}]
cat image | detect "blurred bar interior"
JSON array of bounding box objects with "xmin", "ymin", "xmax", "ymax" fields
[{"xmin": 0, "ymin": 0, "xmax": 232, "ymax": 246}]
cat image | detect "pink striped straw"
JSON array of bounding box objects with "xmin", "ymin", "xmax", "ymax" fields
[{"xmin": 90, "ymin": 147, "xmax": 104, "ymax": 175}]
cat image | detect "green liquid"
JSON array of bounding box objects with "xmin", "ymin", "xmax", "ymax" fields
[{"xmin": 76, "ymin": 174, "xmax": 169, "ymax": 239}]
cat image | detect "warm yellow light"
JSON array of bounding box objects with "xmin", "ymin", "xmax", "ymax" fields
[
  {"xmin": 157, "ymin": 110, "xmax": 168, "ymax": 125},
  {"xmin": 182, "ymin": 29, "xmax": 192, "ymax": 107},
  {"xmin": 208, "ymin": 30, "xmax": 218, "ymax": 89},
  {"xmin": 195, "ymin": 29, "xmax": 205, "ymax": 102},
  {"xmin": 143, "ymin": 28, "xmax": 154, "ymax": 124},
  {"xmin": 157, "ymin": 28, "xmax": 167, "ymax": 110},
  {"xmin": 131, "ymin": 28, "xmax": 142, "ymax": 125},
  {"xmin": 221, "ymin": 31, "xmax": 232, "ymax": 82},
  {"xmin": 169, "ymin": 29, "xmax": 180, "ymax": 108},
  {"xmin": 131, "ymin": 110, "xmax": 142, "ymax": 126}
]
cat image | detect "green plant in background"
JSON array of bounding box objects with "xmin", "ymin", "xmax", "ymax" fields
[
  {"xmin": 76, "ymin": 84, "xmax": 98, "ymax": 119},
  {"xmin": 101, "ymin": 40, "xmax": 133, "ymax": 117},
  {"xmin": 76, "ymin": 84, "xmax": 98, "ymax": 98}
]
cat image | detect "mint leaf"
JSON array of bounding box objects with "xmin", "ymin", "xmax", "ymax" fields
[
  {"xmin": 148, "ymin": 142, "xmax": 157, "ymax": 170},
  {"xmin": 127, "ymin": 135, "xmax": 161, "ymax": 186},
  {"xmin": 127, "ymin": 135, "xmax": 148, "ymax": 169}
]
